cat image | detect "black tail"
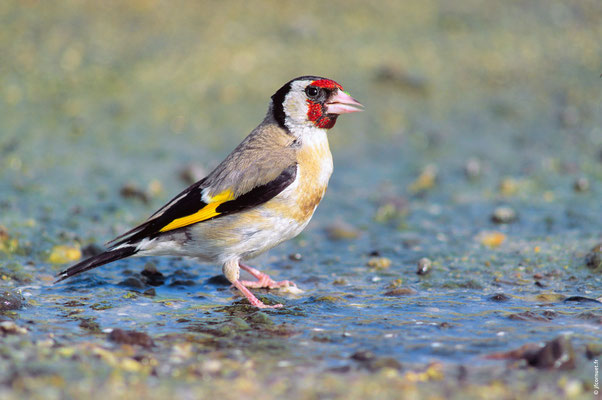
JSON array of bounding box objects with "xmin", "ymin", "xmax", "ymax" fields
[{"xmin": 55, "ymin": 246, "xmax": 137, "ymax": 283}]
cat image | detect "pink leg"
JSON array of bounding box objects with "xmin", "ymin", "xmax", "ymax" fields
[
  {"xmin": 231, "ymin": 280, "xmax": 283, "ymax": 309},
  {"xmin": 239, "ymin": 262, "xmax": 297, "ymax": 289}
]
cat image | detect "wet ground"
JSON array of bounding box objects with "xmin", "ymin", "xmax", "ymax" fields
[{"xmin": 1, "ymin": 1, "xmax": 601, "ymax": 399}]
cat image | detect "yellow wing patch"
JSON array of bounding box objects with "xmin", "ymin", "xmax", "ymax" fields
[{"xmin": 159, "ymin": 189, "xmax": 234, "ymax": 233}]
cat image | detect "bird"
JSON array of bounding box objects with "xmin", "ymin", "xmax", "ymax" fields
[{"xmin": 56, "ymin": 76, "xmax": 363, "ymax": 308}]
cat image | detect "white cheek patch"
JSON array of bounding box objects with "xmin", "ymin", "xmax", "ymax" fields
[{"xmin": 283, "ymin": 80, "xmax": 314, "ymax": 130}]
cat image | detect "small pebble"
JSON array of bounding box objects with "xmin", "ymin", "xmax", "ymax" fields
[
  {"xmin": 120, "ymin": 183, "xmax": 149, "ymax": 204},
  {"xmin": 108, "ymin": 329, "xmax": 154, "ymax": 348},
  {"xmin": 385, "ymin": 278, "xmax": 403, "ymax": 289},
  {"xmin": 585, "ymin": 342, "xmax": 602, "ymax": 359},
  {"xmin": 384, "ymin": 287, "xmax": 417, "ymax": 297},
  {"xmin": 350, "ymin": 350, "xmax": 375, "ymax": 362},
  {"xmin": 366, "ymin": 357, "xmax": 403, "ymax": 372},
  {"xmin": 489, "ymin": 293, "xmax": 510, "ymax": 302},
  {"xmin": 0, "ymin": 289, "xmax": 23, "ymax": 310},
  {"xmin": 47, "ymin": 245, "xmax": 82, "ymax": 264},
  {"xmin": 332, "ymin": 278, "xmax": 348, "ymax": 286},
  {"xmin": 527, "ymin": 336, "xmax": 575, "ymax": 370},
  {"xmin": 147, "ymin": 179, "xmax": 163, "ymax": 197},
  {"xmin": 288, "ymin": 253, "xmax": 302, "ymax": 261},
  {"xmin": 563, "ymin": 296, "xmax": 601, "ymax": 304},
  {"xmin": 367, "ymin": 257, "xmax": 391, "ymax": 269},
  {"xmin": 205, "ymin": 275, "xmax": 231, "ymax": 286},
  {"xmin": 118, "ymin": 277, "xmax": 146, "ymax": 289},
  {"xmin": 325, "ymin": 221, "xmax": 360, "ymax": 240},
  {"xmin": 498, "ymin": 177, "xmax": 519, "ymax": 196},
  {"xmin": 584, "ymin": 243, "xmax": 602, "ymax": 270},
  {"xmin": 0, "ymin": 226, "xmax": 9, "ymax": 242},
  {"xmin": 416, "ymin": 257, "xmax": 431, "ymax": 275},
  {"xmin": 478, "ymin": 231, "xmax": 506, "ymax": 248},
  {"xmin": 464, "ymin": 157, "xmax": 481, "ymax": 180},
  {"xmin": 82, "ymin": 243, "xmax": 103, "ymax": 257},
  {"xmin": 573, "ymin": 177, "xmax": 589, "ymax": 192},
  {"xmin": 534, "ymin": 293, "xmax": 566, "ymax": 302},
  {"xmin": 486, "ymin": 335, "xmax": 575, "ymax": 370},
  {"xmin": 491, "ymin": 206, "xmax": 517, "ymax": 224},
  {"xmin": 373, "ymin": 196, "xmax": 409, "ymax": 223},
  {"xmin": 0, "ymin": 321, "xmax": 27, "ymax": 335},
  {"xmin": 141, "ymin": 262, "xmax": 165, "ymax": 286},
  {"xmin": 351, "ymin": 349, "xmax": 402, "ymax": 371},
  {"xmin": 508, "ymin": 311, "xmax": 555, "ymax": 322},
  {"xmin": 408, "ymin": 164, "xmax": 438, "ymax": 193}
]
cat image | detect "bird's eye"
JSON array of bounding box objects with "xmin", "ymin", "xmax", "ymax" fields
[{"xmin": 305, "ymin": 86, "xmax": 319, "ymax": 98}]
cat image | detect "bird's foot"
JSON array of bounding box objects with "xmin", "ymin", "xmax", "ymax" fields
[
  {"xmin": 239, "ymin": 262, "xmax": 297, "ymax": 290},
  {"xmin": 231, "ymin": 280, "xmax": 283, "ymax": 309}
]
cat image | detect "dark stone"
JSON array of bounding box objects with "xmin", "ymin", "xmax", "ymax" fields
[
  {"xmin": 564, "ymin": 296, "xmax": 602, "ymax": 304},
  {"xmin": 576, "ymin": 312, "xmax": 602, "ymax": 325},
  {"xmin": 489, "ymin": 293, "xmax": 510, "ymax": 302},
  {"xmin": 78, "ymin": 318, "xmax": 101, "ymax": 333},
  {"xmin": 288, "ymin": 253, "xmax": 302, "ymax": 261},
  {"xmin": 585, "ymin": 343, "xmax": 602, "ymax": 359},
  {"xmin": 491, "ymin": 206, "xmax": 518, "ymax": 224},
  {"xmin": 141, "ymin": 262, "xmax": 165, "ymax": 286},
  {"xmin": 350, "ymin": 350, "xmax": 402, "ymax": 371},
  {"xmin": 585, "ymin": 243, "xmax": 602, "ymax": 270},
  {"xmin": 350, "ymin": 350, "xmax": 375, "ymax": 362},
  {"xmin": 108, "ymin": 328, "xmax": 154, "ymax": 348},
  {"xmin": 118, "ymin": 277, "xmax": 146, "ymax": 289},
  {"xmin": 485, "ymin": 335, "xmax": 576, "ymax": 370},
  {"xmin": 525, "ymin": 336, "xmax": 575, "ymax": 370},
  {"xmin": 63, "ymin": 300, "xmax": 85, "ymax": 307},
  {"xmin": 508, "ymin": 311, "xmax": 555, "ymax": 322},
  {"xmin": 383, "ymin": 288, "xmax": 417, "ymax": 296},
  {"xmin": 416, "ymin": 257, "xmax": 432, "ymax": 275},
  {"xmin": 0, "ymin": 289, "xmax": 23, "ymax": 311},
  {"xmin": 573, "ymin": 177, "xmax": 590, "ymax": 192},
  {"xmin": 82, "ymin": 243, "xmax": 104, "ymax": 257},
  {"xmin": 205, "ymin": 275, "xmax": 231, "ymax": 286},
  {"xmin": 119, "ymin": 183, "xmax": 149, "ymax": 204}
]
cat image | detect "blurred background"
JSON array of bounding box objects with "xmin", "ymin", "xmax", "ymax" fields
[
  {"xmin": 0, "ymin": 1, "xmax": 601, "ymax": 399},
  {"xmin": 2, "ymin": 1, "xmax": 600, "ymax": 226}
]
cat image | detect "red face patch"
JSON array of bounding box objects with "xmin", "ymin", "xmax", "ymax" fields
[
  {"xmin": 307, "ymin": 99, "xmax": 338, "ymax": 129},
  {"xmin": 311, "ymin": 79, "xmax": 343, "ymax": 90}
]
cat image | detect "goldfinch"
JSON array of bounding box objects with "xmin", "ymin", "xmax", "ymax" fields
[{"xmin": 56, "ymin": 76, "xmax": 363, "ymax": 308}]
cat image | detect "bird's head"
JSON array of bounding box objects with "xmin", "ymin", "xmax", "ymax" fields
[{"xmin": 270, "ymin": 76, "xmax": 363, "ymax": 133}]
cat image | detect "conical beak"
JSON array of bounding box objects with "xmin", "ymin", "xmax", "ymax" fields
[{"xmin": 325, "ymin": 90, "xmax": 364, "ymax": 114}]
